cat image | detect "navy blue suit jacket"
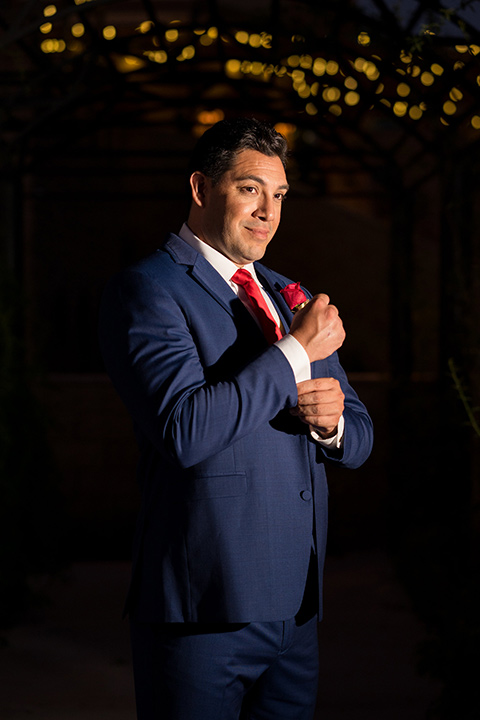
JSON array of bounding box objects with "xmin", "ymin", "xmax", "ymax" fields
[{"xmin": 99, "ymin": 233, "xmax": 373, "ymax": 623}]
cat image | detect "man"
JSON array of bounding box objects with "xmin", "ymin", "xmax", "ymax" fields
[{"xmin": 99, "ymin": 117, "xmax": 373, "ymax": 720}]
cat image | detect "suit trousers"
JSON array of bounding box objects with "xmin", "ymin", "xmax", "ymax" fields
[
  {"xmin": 129, "ymin": 552, "xmax": 320, "ymax": 720},
  {"xmin": 130, "ymin": 550, "xmax": 319, "ymax": 720},
  {"xmin": 130, "ymin": 611, "xmax": 319, "ymax": 720}
]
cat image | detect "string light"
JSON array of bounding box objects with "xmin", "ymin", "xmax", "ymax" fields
[
  {"xmin": 28, "ymin": 12, "xmax": 479, "ymax": 132},
  {"xmin": 114, "ymin": 56, "xmax": 147, "ymax": 73},
  {"xmin": 251, "ymin": 61, "xmax": 264, "ymax": 75},
  {"xmin": 409, "ymin": 105, "xmax": 423, "ymax": 120},
  {"xmin": 41, "ymin": 38, "xmax": 65, "ymax": 53},
  {"xmin": 397, "ymin": 83, "xmax": 410, "ymax": 97},
  {"xmin": 144, "ymin": 50, "xmax": 167, "ymax": 63},
  {"xmin": 103, "ymin": 26, "xmax": 117, "ymax": 40},
  {"xmin": 178, "ymin": 45, "xmax": 195, "ymax": 60},
  {"xmin": 322, "ymin": 87, "xmax": 341, "ymax": 102},
  {"xmin": 235, "ymin": 31, "xmax": 249, "ymax": 44},
  {"xmin": 137, "ymin": 21, "xmax": 154, "ymax": 34},
  {"xmin": 345, "ymin": 91, "xmax": 360, "ymax": 106},
  {"xmin": 71, "ymin": 24, "xmax": 85, "ymax": 38},
  {"xmin": 313, "ymin": 58, "xmax": 327, "ymax": 76},
  {"xmin": 393, "ymin": 101, "xmax": 408, "ymax": 117},
  {"xmin": 357, "ymin": 32, "xmax": 370, "ymax": 46},
  {"xmin": 225, "ymin": 59, "xmax": 242, "ymax": 76},
  {"xmin": 326, "ymin": 60, "xmax": 339, "ymax": 75},
  {"xmin": 197, "ymin": 109, "xmax": 224, "ymax": 124},
  {"xmin": 364, "ymin": 62, "xmax": 379, "ymax": 80},
  {"xmin": 443, "ymin": 100, "xmax": 457, "ymax": 115},
  {"xmin": 420, "ymin": 71, "xmax": 434, "ymax": 86}
]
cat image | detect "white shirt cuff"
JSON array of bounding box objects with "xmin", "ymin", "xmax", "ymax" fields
[
  {"xmin": 274, "ymin": 334, "xmax": 311, "ymax": 383},
  {"xmin": 310, "ymin": 414, "xmax": 345, "ymax": 449},
  {"xmin": 275, "ymin": 334, "xmax": 344, "ymax": 449}
]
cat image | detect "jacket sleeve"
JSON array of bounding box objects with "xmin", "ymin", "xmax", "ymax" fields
[
  {"xmin": 99, "ymin": 269, "xmax": 299, "ymax": 469},
  {"xmin": 311, "ymin": 352, "xmax": 374, "ymax": 470}
]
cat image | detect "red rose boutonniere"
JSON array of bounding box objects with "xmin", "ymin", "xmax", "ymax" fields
[{"xmin": 280, "ymin": 282, "xmax": 310, "ymax": 313}]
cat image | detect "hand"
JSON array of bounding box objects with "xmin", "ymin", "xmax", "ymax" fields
[
  {"xmin": 289, "ymin": 294, "xmax": 345, "ymax": 362},
  {"xmin": 290, "ymin": 378, "xmax": 345, "ymax": 438}
]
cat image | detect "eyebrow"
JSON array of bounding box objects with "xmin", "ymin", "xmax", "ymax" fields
[{"xmin": 236, "ymin": 174, "xmax": 290, "ymax": 191}]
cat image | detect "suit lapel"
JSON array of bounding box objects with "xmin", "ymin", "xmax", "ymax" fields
[
  {"xmin": 255, "ymin": 266, "xmax": 293, "ymax": 332},
  {"xmin": 164, "ymin": 233, "xmax": 292, "ymax": 334},
  {"xmin": 164, "ymin": 233, "xmax": 238, "ymax": 317}
]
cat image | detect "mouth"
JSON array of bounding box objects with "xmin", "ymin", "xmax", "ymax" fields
[{"xmin": 245, "ymin": 226, "xmax": 270, "ymax": 241}]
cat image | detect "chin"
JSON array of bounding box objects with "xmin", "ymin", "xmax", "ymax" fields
[{"xmin": 248, "ymin": 242, "xmax": 269, "ymax": 260}]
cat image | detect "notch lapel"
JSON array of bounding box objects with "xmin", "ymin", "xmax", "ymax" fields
[
  {"xmin": 164, "ymin": 233, "xmax": 239, "ymax": 317},
  {"xmin": 255, "ymin": 266, "xmax": 294, "ymax": 332}
]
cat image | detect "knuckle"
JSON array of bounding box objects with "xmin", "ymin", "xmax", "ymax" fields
[{"xmin": 314, "ymin": 293, "xmax": 330, "ymax": 305}]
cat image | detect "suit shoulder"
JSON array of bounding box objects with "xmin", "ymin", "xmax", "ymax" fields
[
  {"xmin": 127, "ymin": 250, "xmax": 172, "ymax": 278},
  {"xmin": 110, "ymin": 234, "xmax": 190, "ymax": 284}
]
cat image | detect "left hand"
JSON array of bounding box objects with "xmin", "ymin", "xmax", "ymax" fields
[{"xmin": 290, "ymin": 378, "xmax": 345, "ymax": 438}]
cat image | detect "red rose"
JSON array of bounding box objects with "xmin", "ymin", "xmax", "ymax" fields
[{"xmin": 279, "ymin": 282, "xmax": 309, "ymax": 312}]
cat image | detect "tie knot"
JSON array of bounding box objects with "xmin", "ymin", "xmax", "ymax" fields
[{"xmin": 231, "ymin": 268, "xmax": 253, "ymax": 286}]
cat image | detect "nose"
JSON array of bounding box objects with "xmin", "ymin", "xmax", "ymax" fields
[{"xmin": 253, "ymin": 193, "xmax": 275, "ymax": 222}]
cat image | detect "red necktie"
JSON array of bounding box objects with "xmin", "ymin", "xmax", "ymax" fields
[{"xmin": 231, "ymin": 268, "xmax": 282, "ymax": 344}]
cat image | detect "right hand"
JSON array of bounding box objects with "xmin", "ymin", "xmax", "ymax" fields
[{"xmin": 289, "ymin": 293, "xmax": 345, "ymax": 362}]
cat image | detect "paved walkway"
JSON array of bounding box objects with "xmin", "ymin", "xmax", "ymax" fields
[{"xmin": 0, "ymin": 552, "xmax": 440, "ymax": 719}]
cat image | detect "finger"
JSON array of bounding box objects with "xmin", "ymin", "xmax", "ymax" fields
[
  {"xmin": 297, "ymin": 377, "xmax": 341, "ymax": 392},
  {"xmin": 312, "ymin": 292, "xmax": 330, "ymax": 306},
  {"xmin": 296, "ymin": 396, "xmax": 345, "ymax": 417},
  {"xmin": 297, "ymin": 389, "xmax": 344, "ymax": 407},
  {"xmin": 295, "ymin": 379, "xmax": 318, "ymax": 394}
]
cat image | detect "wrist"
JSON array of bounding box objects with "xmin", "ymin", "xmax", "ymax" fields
[{"xmin": 315, "ymin": 426, "xmax": 338, "ymax": 439}]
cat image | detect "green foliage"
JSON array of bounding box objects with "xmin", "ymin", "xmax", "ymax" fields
[{"xmin": 449, "ymin": 358, "xmax": 480, "ymax": 440}]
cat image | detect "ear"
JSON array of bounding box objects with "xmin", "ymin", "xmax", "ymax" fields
[{"xmin": 190, "ymin": 171, "xmax": 209, "ymax": 208}]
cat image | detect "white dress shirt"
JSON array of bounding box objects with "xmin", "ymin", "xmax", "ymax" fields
[{"xmin": 178, "ymin": 223, "xmax": 344, "ymax": 449}]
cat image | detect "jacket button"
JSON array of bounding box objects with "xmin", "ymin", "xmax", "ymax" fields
[{"xmin": 300, "ymin": 490, "xmax": 312, "ymax": 501}]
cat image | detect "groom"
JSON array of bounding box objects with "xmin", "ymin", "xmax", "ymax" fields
[{"xmin": 99, "ymin": 117, "xmax": 373, "ymax": 719}]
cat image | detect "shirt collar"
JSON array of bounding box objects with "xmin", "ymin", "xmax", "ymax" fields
[{"xmin": 178, "ymin": 223, "xmax": 258, "ymax": 285}]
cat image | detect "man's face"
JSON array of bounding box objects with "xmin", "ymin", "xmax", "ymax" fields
[{"xmin": 192, "ymin": 149, "xmax": 289, "ymax": 267}]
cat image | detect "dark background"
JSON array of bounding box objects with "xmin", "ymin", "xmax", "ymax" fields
[{"xmin": 1, "ymin": 1, "xmax": 479, "ymax": 718}]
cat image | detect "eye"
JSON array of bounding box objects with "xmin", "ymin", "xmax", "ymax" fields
[
  {"xmin": 242, "ymin": 185, "xmax": 257, "ymax": 194},
  {"xmin": 274, "ymin": 192, "xmax": 287, "ymax": 202}
]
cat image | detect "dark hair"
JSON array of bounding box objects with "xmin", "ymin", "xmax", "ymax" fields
[{"xmin": 189, "ymin": 117, "xmax": 289, "ymax": 184}]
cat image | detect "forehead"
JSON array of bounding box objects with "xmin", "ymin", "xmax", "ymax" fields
[{"xmin": 224, "ymin": 149, "xmax": 288, "ymax": 185}]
